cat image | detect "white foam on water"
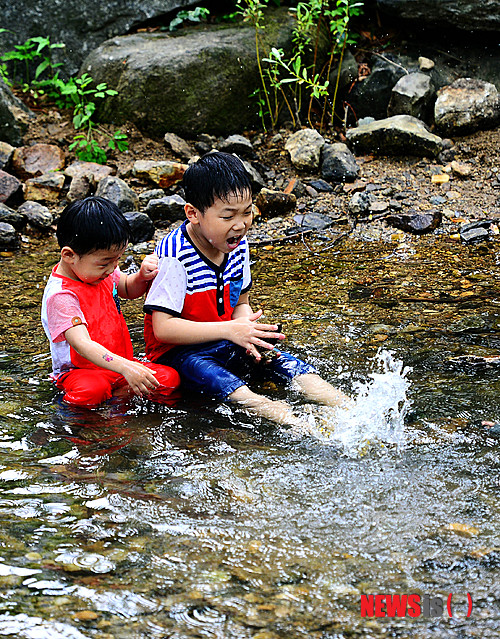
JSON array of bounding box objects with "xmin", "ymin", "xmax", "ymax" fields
[{"xmin": 299, "ymin": 350, "xmax": 412, "ymax": 456}]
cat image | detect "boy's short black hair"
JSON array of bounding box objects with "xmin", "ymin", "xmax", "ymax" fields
[
  {"xmin": 182, "ymin": 151, "xmax": 252, "ymax": 213},
  {"xmin": 56, "ymin": 196, "xmax": 130, "ymax": 255}
]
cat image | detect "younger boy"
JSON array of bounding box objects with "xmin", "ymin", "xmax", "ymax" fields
[
  {"xmin": 41, "ymin": 196, "xmax": 180, "ymax": 407},
  {"xmin": 144, "ymin": 152, "xmax": 350, "ymax": 426}
]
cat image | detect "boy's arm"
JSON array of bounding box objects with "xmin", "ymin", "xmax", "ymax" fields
[
  {"xmin": 64, "ymin": 323, "xmax": 159, "ymax": 396},
  {"xmin": 232, "ymin": 291, "xmax": 253, "ymax": 319},
  {"xmin": 118, "ymin": 254, "xmax": 159, "ymax": 300}
]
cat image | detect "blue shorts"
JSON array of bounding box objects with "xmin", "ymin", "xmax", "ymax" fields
[{"xmin": 156, "ymin": 340, "xmax": 316, "ymax": 401}]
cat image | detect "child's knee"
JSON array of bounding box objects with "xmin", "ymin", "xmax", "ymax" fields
[{"xmin": 62, "ymin": 372, "xmax": 113, "ymax": 406}]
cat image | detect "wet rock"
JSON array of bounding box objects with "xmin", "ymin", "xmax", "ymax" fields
[
  {"xmin": 346, "ymin": 115, "xmax": 443, "ymax": 157},
  {"xmin": 348, "ymin": 191, "xmax": 375, "ymax": 217},
  {"xmin": 450, "ymin": 161, "xmax": 472, "ymax": 178},
  {"xmin": 285, "ymin": 128, "xmax": 325, "ymax": 171},
  {"xmin": 255, "ymin": 189, "xmax": 296, "ymax": 218},
  {"xmin": 386, "ymin": 209, "xmax": 442, "ymax": 234},
  {"xmin": 293, "ymin": 211, "xmax": 333, "ymax": 230},
  {"xmin": 0, "ymin": 142, "xmax": 15, "ymax": 170},
  {"xmin": 418, "ymin": 56, "xmax": 435, "ymax": 71},
  {"xmin": 0, "ymin": 170, "xmax": 22, "ymax": 204},
  {"xmin": 67, "ymin": 174, "xmax": 94, "ymax": 202},
  {"xmin": 64, "ymin": 160, "xmax": 114, "ymax": 182},
  {"xmin": 145, "ymin": 194, "xmax": 186, "ymax": 225},
  {"xmin": 320, "ymin": 142, "xmax": 359, "ymax": 183},
  {"xmin": 132, "ymin": 160, "xmax": 187, "ymax": 189},
  {"xmin": 18, "ymin": 201, "xmax": 53, "ymax": 230},
  {"xmin": 434, "ymin": 78, "xmax": 500, "ymax": 135},
  {"xmin": 95, "ymin": 176, "xmax": 139, "ymax": 212},
  {"xmin": 218, "ymin": 134, "xmax": 254, "ymax": 157},
  {"xmin": 23, "ymin": 172, "xmax": 65, "ymax": 202},
  {"xmin": 12, "ymin": 143, "xmax": 65, "ymax": 181},
  {"xmin": 387, "ymin": 72, "xmax": 434, "ymax": 120},
  {"xmin": 0, "ymin": 221, "xmax": 19, "ymax": 250},
  {"xmin": 460, "ymin": 220, "xmax": 493, "ymax": 244},
  {"xmin": 349, "ymin": 55, "xmax": 407, "ymax": 120},
  {"xmin": 0, "ymin": 78, "xmax": 34, "ymax": 146},
  {"xmin": 307, "ymin": 179, "xmax": 333, "ymax": 192},
  {"xmin": 138, "ymin": 189, "xmax": 165, "ymax": 206},
  {"xmin": 241, "ymin": 159, "xmax": 266, "ymax": 190},
  {"xmin": 80, "ymin": 9, "xmax": 295, "ymax": 137},
  {"xmin": 0, "ymin": 202, "xmax": 26, "ymax": 230},
  {"xmin": 164, "ymin": 132, "xmax": 195, "ymax": 161},
  {"xmin": 124, "ymin": 211, "xmax": 155, "ymax": 244}
]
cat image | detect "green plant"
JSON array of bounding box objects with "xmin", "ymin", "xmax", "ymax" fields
[
  {"xmin": 0, "ymin": 34, "xmax": 64, "ymax": 91},
  {"xmin": 166, "ymin": 6, "xmax": 210, "ymax": 31}
]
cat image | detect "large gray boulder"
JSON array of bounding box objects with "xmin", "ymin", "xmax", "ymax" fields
[
  {"xmin": 376, "ymin": 0, "xmax": 500, "ymax": 32},
  {"xmin": 0, "ymin": 0, "xmax": 196, "ymax": 77},
  {"xmin": 346, "ymin": 115, "xmax": 443, "ymax": 157},
  {"xmin": 434, "ymin": 78, "xmax": 500, "ymax": 135},
  {"xmin": 0, "ymin": 80, "xmax": 34, "ymax": 146},
  {"xmin": 80, "ymin": 8, "xmax": 295, "ymax": 137}
]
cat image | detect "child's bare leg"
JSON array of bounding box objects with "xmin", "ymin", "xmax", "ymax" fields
[
  {"xmin": 229, "ymin": 385, "xmax": 302, "ymax": 427},
  {"xmin": 293, "ymin": 373, "xmax": 352, "ymax": 408}
]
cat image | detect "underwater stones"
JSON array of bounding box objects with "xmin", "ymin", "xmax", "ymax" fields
[
  {"xmin": 124, "ymin": 211, "xmax": 155, "ymax": 244},
  {"xmin": 0, "ymin": 79, "xmax": 34, "ymax": 146},
  {"xmin": 17, "ymin": 201, "xmax": 53, "ymax": 230},
  {"xmin": 163, "ymin": 132, "xmax": 195, "ymax": 161},
  {"xmin": 434, "ymin": 78, "xmax": 500, "ymax": 135},
  {"xmin": 386, "ymin": 209, "xmax": 442, "ymax": 234},
  {"xmin": 132, "ymin": 160, "xmax": 187, "ymax": 189},
  {"xmin": 255, "ymin": 188, "xmax": 296, "ymax": 218},
  {"xmin": 95, "ymin": 176, "xmax": 139, "ymax": 212},
  {"xmin": 320, "ymin": 142, "xmax": 359, "ymax": 183},
  {"xmin": 12, "ymin": 143, "xmax": 65, "ymax": 181},
  {"xmin": 0, "ymin": 221, "xmax": 19, "ymax": 250},
  {"xmin": 145, "ymin": 194, "xmax": 186, "ymax": 226},
  {"xmin": 346, "ymin": 115, "xmax": 443, "ymax": 157},
  {"xmin": 285, "ymin": 129, "xmax": 325, "ymax": 171},
  {"xmin": 387, "ymin": 72, "xmax": 434, "ymax": 120},
  {"xmin": 23, "ymin": 172, "xmax": 65, "ymax": 202},
  {"xmin": 218, "ymin": 134, "xmax": 254, "ymax": 157},
  {"xmin": 0, "ymin": 170, "xmax": 22, "ymax": 204}
]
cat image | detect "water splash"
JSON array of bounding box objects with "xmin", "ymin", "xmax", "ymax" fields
[{"xmin": 300, "ymin": 350, "xmax": 412, "ymax": 456}]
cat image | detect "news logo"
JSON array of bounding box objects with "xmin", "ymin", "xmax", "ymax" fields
[{"xmin": 360, "ymin": 593, "xmax": 473, "ymax": 618}]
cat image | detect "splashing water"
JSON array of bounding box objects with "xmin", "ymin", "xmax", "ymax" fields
[{"xmin": 300, "ymin": 350, "xmax": 412, "ymax": 456}]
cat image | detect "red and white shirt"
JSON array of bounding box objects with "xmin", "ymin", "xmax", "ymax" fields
[
  {"xmin": 41, "ymin": 266, "xmax": 133, "ymax": 378},
  {"xmin": 144, "ymin": 221, "xmax": 252, "ymax": 362}
]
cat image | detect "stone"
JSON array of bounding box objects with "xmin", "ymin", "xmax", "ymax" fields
[
  {"xmin": 163, "ymin": 132, "xmax": 195, "ymax": 161},
  {"xmin": 23, "ymin": 172, "xmax": 65, "ymax": 202},
  {"xmin": 95, "ymin": 176, "xmax": 138, "ymax": 212},
  {"xmin": 145, "ymin": 194, "xmax": 186, "ymax": 226},
  {"xmin": 12, "ymin": 144, "xmax": 65, "ymax": 181},
  {"xmin": 255, "ymin": 189, "xmax": 296, "ymax": 218},
  {"xmin": 67, "ymin": 175, "xmax": 94, "ymax": 202},
  {"xmin": 0, "ymin": 202, "xmax": 26, "ymax": 230},
  {"xmin": 64, "ymin": 160, "xmax": 114, "ymax": 182},
  {"xmin": 79, "ymin": 8, "xmax": 295, "ymax": 136},
  {"xmin": 293, "ymin": 212, "xmax": 333, "ymax": 230},
  {"xmin": 451, "ymin": 161, "xmax": 472, "ymax": 178},
  {"xmin": 0, "ymin": 142, "xmax": 15, "ymax": 170},
  {"xmin": 0, "ymin": 170, "xmax": 22, "ymax": 204},
  {"xmin": 124, "ymin": 211, "xmax": 155, "ymax": 244},
  {"xmin": 348, "ymin": 191, "xmax": 375, "ymax": 217},
  {"xmin": 386, "ymin": 209, "xmax": 442, "ymax": 234},
  {"xmin": 434, "ymin": 78, "xmax": 500, "ymax": 135},
  {"xmin": 376, "ymin": 0, "xmax": 500, "ymax": 33},
  {"xmin": 0, "ymin": 0, "xmax": 195, "ymax": 77},
  {"xmin": 218, "ymin": 134, "xmax": 254, "ymax": 157},
  {"xmin": 241, "ymin": 160, "xmax": 266, "ymax": 190},
  {"xmin": 387, "ymin": 72, "xmax": 434, "ymax": 120},
  {"xmin": 285, "ymin": 128, "xmax": 325, "ymax": 171},
  {"xmin": 0, "ymin": 79, "xmax": 34, "ymax": 146},
  {"xmin": 0, "ymin": 221, "xmax": 19, "ymax": 250},
  {"xmin": 17, "ymin": 201, "xmax": 53, "ymax": 229},
  {"xmin": 138, "ymin": 189, "xmax": 165, "ymax": 205},
  {"xmin": 346, "ymin": 115, "xmax": 443, "ymax": 157},
  {"xmin": 460, "ymin": 220, "xmax": 492, "ymax": 244},
  {"xmin": 132, "ymin": 160, "xmax": 187, "ymax": 189},
  {"xmin": 328, "ymin": 49, "xmax": 359, "ymax": 95},
  {"xmin": 369, "ymin": 200, "xmax": 389, "ymax": 213},
  {"xmin": 418, "ymin": 56, "xmax": 435, "ymax": 71},
  {"xmin": 307, "ymin": 179, "xmax": 333, "ymax": 192},
  {"xmin": 348, "ymin": 55, "xmax": 407, "ymax": 120},
  {"xmin": 320, "ymin": 142, "xmax": 359, "ymax": 183}
]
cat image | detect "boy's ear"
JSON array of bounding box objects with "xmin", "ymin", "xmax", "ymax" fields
[
  {"xmin": 60, "ymin": 246, "xmax": 78, "ymax": 263},
  {"xmin": 185, "ymin": 203, "xmax": 202, "ymax": 225}
]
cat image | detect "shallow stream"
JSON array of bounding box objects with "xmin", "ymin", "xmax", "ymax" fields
[{"xmin": 0, "ymin": 233, "xmax": 499, "ymax": 638}]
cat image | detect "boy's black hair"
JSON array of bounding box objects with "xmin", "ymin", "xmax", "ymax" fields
[
  {"xmin": 56, "ymin": 196, "xmax": 130, "ymax": 255},
  {"xmin": 182, "ymin": 151, "xmax": 252, "ymax": 213}
]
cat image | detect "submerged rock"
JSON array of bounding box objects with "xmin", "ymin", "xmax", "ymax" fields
[
  {"xmin": 285, "ymin": 128, "xmax": 325, "ymax": 171},
  {"xmin": 434, "ymin": 78, "xmax": 500, "ymax": 135},
  {"xmin": 346, "ymin": 115, "xmax": 443, "ymax": 157}
]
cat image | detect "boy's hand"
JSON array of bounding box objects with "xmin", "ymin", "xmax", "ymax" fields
[
  {"xmin": 138, "ymin": 254, "xmax": 159, "ymax": 282},
  {"xmin": 119, "ymin": 360, "xmax": 160, "ymax": 397},
  {"xmin": 227, "ymin": 310, "xmax": 284, "ymax": 361}
]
